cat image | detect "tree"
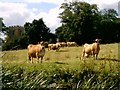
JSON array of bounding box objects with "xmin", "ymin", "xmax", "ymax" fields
[
  {"xmin": 56, "ymin": 1, "xmax": 99, "ymax": 44},
  {"xmin": 2, "ymin": 26, "xmax": 26, "ymax": 51},
  {"xmin": 56, "ymin": 1, "xmax": 120, "ymax": 44},
  {"xmin": 98, "ymin": 9, "xmax": 119, "ymax": 43},
  {"xmin": 24, "ymin": 18, "xmax": 51, "ymax": 44},
  {"xmin": 2, "ymin": 18, "xmax": 56, "ymax": 51}
]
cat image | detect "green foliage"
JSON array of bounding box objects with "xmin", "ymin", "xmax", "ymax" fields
[
  {"xmin": 98, "ymin": 9, "xmax": 119, "ymax": 43},
  {"xmin": 2, "ymin": 35, "xmax": 28, "ymax": 51},
  {"xmin": 2, "ymin": 26, "xmax": 27, "ymax": 51},
  {"xmin": 56, "ymin": 1, "xmax": 99, "ymax": 43},
  {"xmin": 56, "ymin": 1, "xmax": 120, "ymax": 44},
  {"xmin": 2, "ymin": 65, "xmax": 120, "ymax": 89},
  {"xmin": 2, "ymin": 19, "xmax": 56, "ymax": 51},
  {"xmin": 24, "ymin": 18, "xmax": 55, "ymax": 44}
]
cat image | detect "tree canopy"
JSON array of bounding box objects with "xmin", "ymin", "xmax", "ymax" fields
[
  {"xmin": 24, "ymin": 18, "xmax": 51, "ymax": 44},
  {"xmin": 55, "ymin": 1, "xmax": 119, "ymax": 44}
]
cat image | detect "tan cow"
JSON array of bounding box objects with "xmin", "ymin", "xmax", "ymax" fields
[
  {"xmin": 91, "ymin": 39, "xmax": 101, "ymax": 59},
  {"xmin": 48, "ymin": 43, "xmax": 61, "ymax": 51},
  {"xmin": 81, "ymin": 43, "xmax": 92, "ymax": 59},
  {"xmin": 48, "ymin": 44, "xmax": 53, "ymax": 50},
  {"xmin": 27, "ymin": 43, "xmax": 45, "ymax": 63},
  {"xmin": 81, "ymin": 39, "xmax": 101, "ymax": 60},
  {"xmin": 67, "ymin": 42, "xmax": 78, "ymax": 47},
  {"xmin": 60, "ymin": 42, "xmax": 67, "ymax": 47}
]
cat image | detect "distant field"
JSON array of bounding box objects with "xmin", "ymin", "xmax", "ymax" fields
[{"xmin": 1, "ymin": 43, "xmax": 120, "ymax": 89}]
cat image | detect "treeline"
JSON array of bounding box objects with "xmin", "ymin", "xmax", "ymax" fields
[
  {"xmin": 1, "ymin": 1, "xmax": 120, "ymax": 51},
  {"xmin": 2, "ymin": 19, "xmax": 56, "ymax": 51},
  {"xmin": 55, "ymin": 1, "xmax": 120, "ymax": 44}
]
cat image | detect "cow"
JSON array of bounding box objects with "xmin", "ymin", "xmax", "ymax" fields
[
  {"xmin": 81, "ymin": 43, "xmax": 92, "ymax": 59},
  {"xmin": 48, "ymin": 44, "xmax": 53, "ymax": 50},
  {"xmin": 67, "ymin": 42, "xmax": 78, "ymax": 47},
  {"xmin": 60, "ymin": 42, "xmax": 67, "ymax": 47},
  {"xmin": 27, "ymin": 43, "xmax": 45, "ymax": 63},
  {"xmin": 91, "ymin": 39, "xmax": 101, "ymax": 59},
  {"xmin": 81, "ymin": 39, "xmax": 101, "ymax": 60},
  {"xmin": 48, "ymin": 43, "xmax": 61, "ymax": 51}
]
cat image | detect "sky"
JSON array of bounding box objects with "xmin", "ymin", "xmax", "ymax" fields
[{"xmin": 0, "ymin": 0, "xmax": 120, "ymax": 33}]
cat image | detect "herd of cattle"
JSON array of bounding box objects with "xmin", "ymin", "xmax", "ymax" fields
[{"xmin": 27, "ymin": 39, "xmax": 101, "ymax": 63}]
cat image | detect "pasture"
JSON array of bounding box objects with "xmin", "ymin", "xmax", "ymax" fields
[{"xmin": 1, "ymin": 43, "xmax": 120, "ymax": 89}]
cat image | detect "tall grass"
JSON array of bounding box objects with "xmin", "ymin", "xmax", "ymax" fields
[{"xmin": 2, "ymin": 43, "xmax": 120, "ymax": 89}]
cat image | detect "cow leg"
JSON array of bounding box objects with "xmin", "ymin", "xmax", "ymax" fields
[
  {"xmin": 36, "ymin": 57, "xmax": 39, "ymax": 63},
  {"xmin": 81, "ymin": 48, "xmax": 85, "ymax": 60},
  {"xmin": 31, "ymin": 57, "xmax": 33, "ymax": 63},
  {"xmin": 93, "ymin": 54, "xmax": 95, "ymax": 60},
  {"xmin": 81, "ymin": 52, "xmax": 84, "ymax": 60},
  {"xmin": 28, "ymin": 56, "xmax": 31, "ymax": 60},
  {"xmin": 95, "ymin": 53, "xmax": 98, "ymax": 60},
  {"xmin": 48, "ymin": 46, "xmax": 50, "ymax": 51},
  {"xmin": 36, "ymin": 54, "xmax": 39, "ymax": 63},
  {"xmin": 28, "ymin": 55, "xmax": 33, "ymax": 63},
  {"xmin": 92, "ymin": 51, "xmax": 95, "ymax": 60},
  {"xmin": 36, "ymin": 52, "xmax": 39, "ymax": 63},
  {"xmin": 40, "ymin": 57, "xmax": 43, "ymax": 63},
  {"xmin": 48, "ymin": 46, "xmax": 52, "ymax": 51}
]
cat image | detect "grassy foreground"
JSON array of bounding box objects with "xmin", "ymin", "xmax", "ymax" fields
[{"xmin": 1, "ymin": 43, "xmax": 120, "ymax": 89}]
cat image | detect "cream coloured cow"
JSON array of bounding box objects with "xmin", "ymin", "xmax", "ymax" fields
[
  {"xmin": 27, "ymin": 43, "xmax": 45, "ymax": 63},
  {"xmin": 81, "ymin": 39, "xmax": 101, "ymax": 60}
]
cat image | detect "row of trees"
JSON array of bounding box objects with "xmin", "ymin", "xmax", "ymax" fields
[
  {"xmin": 1, "ymin": 1, "xmax": 120, "ymax": 51},
  {"xmin": 2, "ymin": 19, "xmax": 56, "ymax": 50},
  {"xmin": 55, "ymin": 1, "xmax": 120, "ymax": 44}
]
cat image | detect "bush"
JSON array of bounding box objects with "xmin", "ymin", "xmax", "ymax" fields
[{"xmin": 2, "ymin": 35, "xmax": 28, "ymax": 51}]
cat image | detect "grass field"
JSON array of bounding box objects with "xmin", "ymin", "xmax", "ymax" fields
[{"xmin": 1, "ymin": 43, "xmax": 120, "ymax": 89}]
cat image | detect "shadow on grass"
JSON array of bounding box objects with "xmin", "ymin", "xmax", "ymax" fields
[
  {"xmin": 98, "ymin": 58, "xmax": 120, "ymax": 62},
  {"xmin": 54, "ymin": 61, "xmax": 67, "ymax": 64},
  {"xmin": 57, "ymin": 49, "xmax": 69, "ymax": 52}
]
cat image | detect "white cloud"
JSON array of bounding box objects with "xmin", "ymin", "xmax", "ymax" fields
[
  {"xmin": 0, "ymin": 0, "xmax": 120, "ymax": 34},
  {"xmin": 89, "ymin": 0, "xmax": 119, "ymax": 10},
  {"xmin": 0, "ymin": 1, "xmax": 63, "ymax": 33},
  {"xmin": 90, "ymin": 0, "xmax": 119, "ymax": 4},
  {"xmin": 0, "ymin": 2, "xmax": 33, "ymax": 26},
  {"xmin": 34, "ymin": 6, "xmax": 63, "ymax": 33}
]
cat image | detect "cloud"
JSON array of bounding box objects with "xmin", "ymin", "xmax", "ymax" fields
[
  {"xmin": 0, "ymin": 2, "xmax": 33, "ymax": 26},
  {"xmin": 0, "ymin": 1, "xmax": 63, "ymax": 33},
  {"xmin": 34, "ymin": 6, "xmax": 62, "ymax": 33},
  {"xmin": 0, "ymin": 0, "xmax": 120, "ymax": 34},
  {"xmin": 89, "ymin": 0, "xmax": 119, "ymax": 10}
]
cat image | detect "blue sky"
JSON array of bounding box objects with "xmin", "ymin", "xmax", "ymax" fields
[
  {"xmin": 27, "ymin": 2, "xmax": 57, "ymax": 13},
  {"xmin": 0, "ymin": 0, "xmax": 119, "ymax": 33}
]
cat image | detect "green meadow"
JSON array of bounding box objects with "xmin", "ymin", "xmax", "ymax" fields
[{"xmin": 1, "ymin": 43, "xmax": 120, "ymax": 89}]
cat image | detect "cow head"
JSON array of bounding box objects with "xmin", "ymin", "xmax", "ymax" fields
[{"xmin": 94, "ymin": 39, "xmax": 101, "ymax": 43}]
